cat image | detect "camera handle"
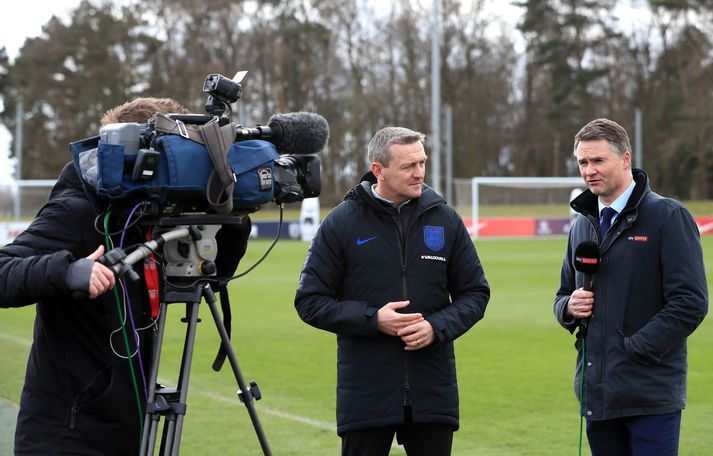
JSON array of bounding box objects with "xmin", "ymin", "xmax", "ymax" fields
[{"xmin": 139, "ymin": 281, "xmax": 271, "ymax": 456}]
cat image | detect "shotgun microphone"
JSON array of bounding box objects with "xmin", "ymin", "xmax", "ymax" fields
[
  {"xmin": 234, "ymin": 112, "xmax": 329, "ymax": 155},
  {"xmin": 574, "ymin": 241, "xmax": 599, "ymax": 332}
]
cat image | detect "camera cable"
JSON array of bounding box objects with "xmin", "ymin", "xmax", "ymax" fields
[
  {"xmin": 229, "ymin": 204, "xmax": 285, "ymax": 281},
  {"xmin": 102, "ymin": 210, "xmax": 145, "ymax": 446}
]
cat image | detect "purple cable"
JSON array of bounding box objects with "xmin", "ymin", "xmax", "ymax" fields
[{"xmin": 119, "ymin": 202, "xmax": 150, "ymax": 401}]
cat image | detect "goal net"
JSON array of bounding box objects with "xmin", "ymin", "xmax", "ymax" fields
[{"xmin": 452, "ymin": 177, "xmax": 585, "ymax": 238}]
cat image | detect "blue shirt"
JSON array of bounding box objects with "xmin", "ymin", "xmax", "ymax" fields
[{"xmin": 598, "ymin": 179, "xmax": 636, "ymax": 223}]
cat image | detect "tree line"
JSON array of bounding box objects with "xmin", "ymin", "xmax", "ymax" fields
[{"xmin": 1, "ymin": 0, "xmax": 712, "ymax": 204}]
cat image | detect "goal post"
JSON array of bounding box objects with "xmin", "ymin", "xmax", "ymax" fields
[
  {"xmin": 0, "ymin": 180, "xmax": 57, "ymax": 245},
  {"xmin": 452, "ymin": 176, "xmax": 585, "ymax": 238},
  {"xmin": 0, "ymin": 179, "xmax": 57, "ymax": 220}
]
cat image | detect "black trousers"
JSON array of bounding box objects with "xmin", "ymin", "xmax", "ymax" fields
[{"xmin": 341, "ymin": 423, "xmax": 454, "ymax": 456}]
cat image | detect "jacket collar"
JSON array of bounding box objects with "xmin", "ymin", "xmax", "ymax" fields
[
  {"xmin": 49, "ymin": 162, "xmax": 87, "ymax": 200},
  {"xmin": 345, "ymin": 171, "xmax": 444, "ymax": 212},
  {"xmin": 570, "ymin": 168, "xmax": 650, "ymax": 220}
]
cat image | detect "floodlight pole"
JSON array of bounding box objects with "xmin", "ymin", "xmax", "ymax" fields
[
  {"xmin": 430, "ymin": 0, "xmax": 441, "ymax": 195},
  {"xmin": 634, "ymin": 109, "xmax": 643, "ymax": 168},
  {"xmin": 15, "ymin": 96, "xmax": 23, "ymax": 181},
  {"xmin": 445, "ymin": 104, "xmax": 453, "ymax": 204},
  {"xmin": 13, "ymin": 96, "xmax": 24, "ymax": 219}
]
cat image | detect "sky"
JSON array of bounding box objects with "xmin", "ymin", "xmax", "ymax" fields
[
  {"xmin": 0, "ymin": 0, "xmax": 522, "ymax": 182},
  {"xmin": 1, "ymin": 1, "xmax": 78, "ymax": 62},
  {"xmin": 0, "ymin": 1, "xmax": 78, "ymax": 183}
]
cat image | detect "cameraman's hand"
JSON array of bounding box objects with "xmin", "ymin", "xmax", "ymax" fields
[
  {"xmin": 377, "ymin": 301, "xmax": 423, "ymax": 336},
  {"xmin": 86, "ymin": 245, "xmax": 115, "ymax": 299}
]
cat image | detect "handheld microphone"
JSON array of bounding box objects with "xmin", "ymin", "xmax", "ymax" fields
[
  {"xmin": 234, "ymin": 112, "xmax": 329, "ymax": 155},
  {"xmin": 573, "ymin": 240, "xmax": 599, "ymax": 331},
  {"xmin": 574, "ymin": 241, "xmax": 599, "ymax": 292}
]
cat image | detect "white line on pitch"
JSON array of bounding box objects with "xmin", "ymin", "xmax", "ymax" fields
[{"xmin": 0, "ymin": 332, "xmax": 31, "ymax": 347}]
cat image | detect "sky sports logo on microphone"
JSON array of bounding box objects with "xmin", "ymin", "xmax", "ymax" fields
[{"xmin": 575, "ymin": 256, "xmax": 598, "ymax": 265}]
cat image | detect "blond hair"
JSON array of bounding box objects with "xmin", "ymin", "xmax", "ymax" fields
[{"xmin": 101, "ymin": 97, "xmax": 189, "ymax": 125}]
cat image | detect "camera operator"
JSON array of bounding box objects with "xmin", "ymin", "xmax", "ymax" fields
[{"xmin": 0, "ymin": 97, "xmax": 249, "ymax": 455}]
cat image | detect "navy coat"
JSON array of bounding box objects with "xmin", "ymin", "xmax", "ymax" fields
[
  {"xmin": 295, "ymin": 179, "xmax": 489, "ymax": 435},
  {"xmin": 554, "ymin": 169, "xmax": 708, "ymax": 420}
]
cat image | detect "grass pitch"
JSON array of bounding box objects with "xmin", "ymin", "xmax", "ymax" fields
[{"xmin": 1, "ymin": 237, "xmax": 711, "ymax": 455}]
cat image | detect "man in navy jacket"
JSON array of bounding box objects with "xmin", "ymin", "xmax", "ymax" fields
[
  {"xmin": 554, "ymin": 118, "xmax": 708, "ymax": 455},
  {"xmin": 295, "ymin": 126, "xmax": 490, "ymax": 456}
]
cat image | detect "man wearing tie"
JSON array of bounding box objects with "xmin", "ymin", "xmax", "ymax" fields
[{"xmin": 554, "ymin": 118, "xmax": 708, "ymax": 455}]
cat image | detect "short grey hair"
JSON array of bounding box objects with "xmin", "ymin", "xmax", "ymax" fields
[
  {"xmin": 368, "ymin": 127, "xmax": 426, "ymax": 166},
  {"xmin": 573, "ymin": 118, "xmax": 631, "ymax": 157}
]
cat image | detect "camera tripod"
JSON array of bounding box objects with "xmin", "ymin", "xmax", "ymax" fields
[
  {"xmin": 139, "ymin": 279, "xmax": 271, "ymax": 455},
  {"xmin": 102, "ymin": 220, "xmax": 271, "ymax": 455}
]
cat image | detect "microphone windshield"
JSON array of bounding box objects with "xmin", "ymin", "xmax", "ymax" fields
[
  {"xmin": 267, "ymin": 112, "xmax": 329, "ymax": 155},
  {"xmin": 574, "ymin": 241, "xmax": 599, "ymax": 274}
]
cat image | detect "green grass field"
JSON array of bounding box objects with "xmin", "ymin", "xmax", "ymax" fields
[{"xmin": 1, "ymin": 237, "xmax": 712, "ymax": 455}]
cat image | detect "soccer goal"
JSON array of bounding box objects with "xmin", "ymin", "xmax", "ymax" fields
[{"xmin": 452, "ymin": 177, "xmax": 585, "ymax": 238}]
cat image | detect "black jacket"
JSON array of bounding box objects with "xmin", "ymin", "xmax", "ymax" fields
[
  {"xmin": 0, "ymin": 163, "xmax": 150, "ymax": 455},
  {"xmin": 554, "ymin": 169, "xmax": 708, "ymax": 420},
  {"xmin": 295, "ymin": 179, "xmax": 490, "ymax": 435}
]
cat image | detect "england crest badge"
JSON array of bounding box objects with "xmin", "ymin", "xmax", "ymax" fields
[{"xmin": 423, "ymin": 225, "xmax": 445, "ymax": 251}]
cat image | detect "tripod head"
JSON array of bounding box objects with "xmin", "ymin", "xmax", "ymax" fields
[
  {"xmin": 161, "ymin": 224, "xmax": 219, "ymax": 278},
  {"xmin": 100, "ymin": 214, "xmax": 250, "ymax": 282}
]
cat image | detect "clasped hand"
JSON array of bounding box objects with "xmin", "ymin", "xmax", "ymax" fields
[{"xmin": 377, "ymin": 300, "xmax": 434, "ymax": 350}]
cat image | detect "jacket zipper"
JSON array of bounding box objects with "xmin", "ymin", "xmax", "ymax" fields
[
  {"xmin": 394, "ymin": 207, "xmax": 412, "ymax": 408},
  {"xmin": 361, "ymin": 186, "xmax": 441, "ymax": 409},
  {"xmin": 402, "ymin": 258, "xmax": 411, "ymax": 407},
  {"xmin": 67, "ymin": 367, "xmax": 109, "ymax": 430},
  {"xmin": 588, "ymin": 216, "xmax": 600, "ymax": 244},
  {"xmin": 69, "ymin": 405, "xmax": 77, "ymax": 429}
]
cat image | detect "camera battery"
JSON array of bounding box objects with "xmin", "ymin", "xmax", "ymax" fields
[{"xmin": 132, "ymin": 149, "xmax": 161, "ymax": 181}]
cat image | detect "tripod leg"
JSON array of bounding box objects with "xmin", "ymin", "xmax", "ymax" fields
[
  {"xmin": 202, "ymin": 284, "xmax": 273, "ymax": 456},
  {"xmin": 140, "ymin": 297, "xmax": 202, "ymax": 456},
  {"xmin": 168, "ymin": 300, "xmax": 201, "ymax": 455},
  {"xmin": 140, "ymin": 301, "xmax": 169, "ymax": 456}
]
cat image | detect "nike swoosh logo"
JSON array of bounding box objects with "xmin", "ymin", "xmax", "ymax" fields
[{"xmin": 356, "ymin": 236, "xmax": 377, "ymax": 246}]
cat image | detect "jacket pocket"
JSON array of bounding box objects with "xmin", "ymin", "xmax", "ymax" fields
[
  {"xmin": 618, "ymin": 329, "xmax": 654, "ymax": 366},
  {"xmin": 67, "ymin": 366, "xmax": 115, "ymax": 429}
]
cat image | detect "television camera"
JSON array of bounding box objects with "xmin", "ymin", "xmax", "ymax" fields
[
  {"xmin": 74, "ymin": 71, "xmax": 327, "ymax": 217},
  {"xmin": 70, "ymin": 72, "xmax": 329, "ymax": 456}
]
